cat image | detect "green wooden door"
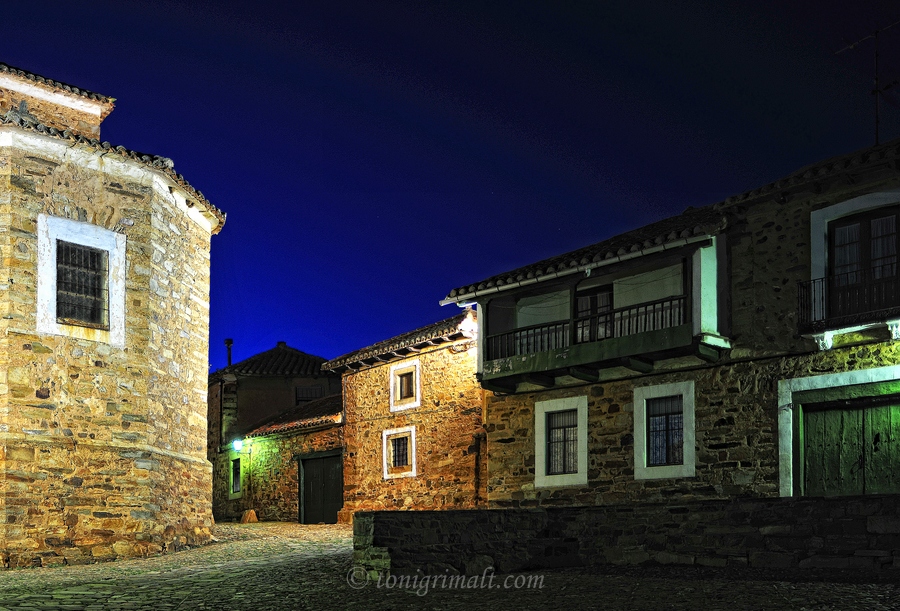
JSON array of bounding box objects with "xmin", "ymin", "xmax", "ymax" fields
[
  {"xmin": 804, "ymin": 402, "xmax": 900, "ymax": 496},
  {"xmin": 864, "ymin": 404, "xmax": 900, "ymax": 494}
]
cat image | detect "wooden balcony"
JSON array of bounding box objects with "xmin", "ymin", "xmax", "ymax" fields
[
  {"xmin": 482, "ymin": 295, "xmax": 697, "ymax": 391},
  {"xmin": 798, "ymin": 269, "xmax": 900, "ymax": 335}
]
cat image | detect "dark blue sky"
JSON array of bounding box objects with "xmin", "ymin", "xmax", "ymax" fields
[{"xmin": 3, "ymin": 1, "xmax": 900, "ymax": 369}]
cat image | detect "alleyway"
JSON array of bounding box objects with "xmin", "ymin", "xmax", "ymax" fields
[{"xmin": 0, "ymin": 523, "xmax": 897, "ymax": 610}]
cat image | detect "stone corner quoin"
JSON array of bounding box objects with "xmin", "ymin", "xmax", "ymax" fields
[{"xmin": 0, "ymin": 62, "xmax": 224, "ymax": 568}]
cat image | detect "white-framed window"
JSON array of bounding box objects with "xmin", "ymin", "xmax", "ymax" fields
[
  {"xmin": 633, "ymin": 380, "xmax": 695, "ymax": 480},
  {"xmin": 390, "ymin": 359, "xmax": 421, "ymax": 411},
  {"xmin": 535, "ymin": 396, "xmax": 588, "ymax": 488},
  {"xmin": 382, "ymin": 426, "xmax": 416, "ymax": 479},
  {"xmin": 36, "ymin": 214, "xmax": 126, "ymax": 347}
]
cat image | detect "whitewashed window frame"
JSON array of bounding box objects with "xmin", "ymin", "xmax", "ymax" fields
[
  {"xmin": 389, "ymin": 359, "xmax": 421, "ymax": 411},
  {"xmin": 534, "ymin": 396, "xmax": 588, "ymax": 488},
  {"xmin": 634, "ymin": 380, "xmax": 695, "ymax": 480},
  {"xmin": 36, "ymin": 214, "xmax": 126, "ymax": 347},
  {"xmin": 382, "ymin": 425, "xmax": 417, "ymax": 479}
]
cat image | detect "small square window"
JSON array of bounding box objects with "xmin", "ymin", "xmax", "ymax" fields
[
  {"xmin": 391, "ymin": 436, "xmax": 409, "ymax": 468},
  {"xmin": 383, "ymin": 426, "xmax": 416, "ymax": 479},
  {"xmin": 56, "ymin": 240, "xmax": 109, "ymax": 329},
  {"xmin": 390, "ymin": 360, "xmax": 421, "ymax": 411},
  {"xmin": 398, "ymin": 372, "xmax": 415, "ymax": 400}
]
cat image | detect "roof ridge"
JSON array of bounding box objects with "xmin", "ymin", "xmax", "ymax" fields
[{"xmin": 0, "ymin": 62, "xmax": 114, "ymax": 103}]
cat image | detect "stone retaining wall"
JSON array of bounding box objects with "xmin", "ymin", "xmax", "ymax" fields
[{"xmin": 353, "ymin": 495, "xmax": 900, "ymax": 576}]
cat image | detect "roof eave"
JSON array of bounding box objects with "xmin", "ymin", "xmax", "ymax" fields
[{"xmin": 442, "ymin": 233, "xmax": 714, "ymax": 304}]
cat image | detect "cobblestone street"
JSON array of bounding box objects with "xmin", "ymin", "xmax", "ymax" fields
[{"xmin": 0, "ymin": 523, "xmax": 897, "ymax": 610}]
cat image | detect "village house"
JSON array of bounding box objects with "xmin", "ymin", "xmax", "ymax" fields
[
  {"xmin": 354, "ymin": 137, "xmax": 900, "ymax": 574},
  {"xmin": 207, "ymin": 341, "xmax": 340, "ymax": 521},
  {"xmin": 213, "ymin": 393, "xmax": 343, "ymax": 524},
  {"xmin": 324, "ymin": 310, "xmax": 485, "ymax": 523},
  {"xmin": 0, "ymin": 63, "xmax": 224, "ymax": 567}
]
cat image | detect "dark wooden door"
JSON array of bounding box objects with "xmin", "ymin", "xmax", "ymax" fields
[
  {"xmin": 804, "ymin": 402, "xmax": 900, "ymax": 496},
  {"xmin": 301, "ymin": 455, "xmax": 343, "ymax": 524}
]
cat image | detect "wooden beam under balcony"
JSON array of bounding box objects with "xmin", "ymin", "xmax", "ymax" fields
[
  {"xmin": 697, "ymin": 344, "xmax": 722, "ymax": 363},
  {"xmin": 616, "ymin": 357, "xmax": 654, "ymax": 373},
  {"xmin": 568, "ymin": 365, "xmax": 601, "ymax": 382}
]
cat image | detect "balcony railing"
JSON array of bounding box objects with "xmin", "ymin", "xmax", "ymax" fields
[
  {"xmin": 486, "ymin": 295, "xmax": 687, "ymax": 360},
  {"xmin": 798, "ymin": 268, "xmax": 900, "ymax": 332}
]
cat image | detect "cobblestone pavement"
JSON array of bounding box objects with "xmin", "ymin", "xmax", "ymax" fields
[{"xmin": 0, "ymin": 523, "xmax": 898, "ymax": 610}]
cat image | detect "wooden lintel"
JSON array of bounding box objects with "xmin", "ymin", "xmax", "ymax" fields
[
  {"xmin": 618, "ymin": 357, "xmax": 653, "ymax": 374},
  {"xmin": 697, "ymin": 344, "xmax": 721, "ymax": 363},
  {"xmin": 569, "ymin": 366, "xmax": 601, "ymax": 382},
  {"xmin": 524, "ymin": 373, "xmax": 555, "ymax": 388}
]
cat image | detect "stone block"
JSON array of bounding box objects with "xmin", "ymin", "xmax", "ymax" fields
[
  {"xmin": 868, "ymin": 516, "xmax": 900, "ymax": 534},
  {"xmin": 655, "ymin": 551, "xmax": 694, "ymax": 565},
  {"xmin": 798, "ymin": 556, "xmax": 850, "ymax": 569},
  {"xmin": 749, "ymin": 551, "xmax": 795, "ymax": 569}
]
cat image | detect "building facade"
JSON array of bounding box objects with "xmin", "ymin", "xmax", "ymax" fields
[
  {"xmin": 214, "ymin": 394, "xmax": 344, "ymax": 523},
  {"xmin": 0, "ymin": 63, "xmax": 224, "ymax": 567},
  {"xmin": 440, "ymin": 138, "xmax": 900, "ymax": 509},
  {"xmin": 324, "ymin": 310, "xmax": 485, "ymax": 522},
  {"xmin": 207, "ymin": 342, "xmax": 341, "ymax": 522}
]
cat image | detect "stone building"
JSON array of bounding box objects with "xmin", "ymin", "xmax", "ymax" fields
[
  {"xmin": 213, "ymin": 393, "xmax": 343, "ymax": 523},
  {"xmin": 207, "ymin": 342, "xmax": 340, "ymax": 520},
  {"xmin": 324, "ymin": 310, "xmax": 485, "ymax": 522},
  {"xmin": 0, "ymin": 63, "xmax": 224, "ymax": 567},
  {"xmin": 441, "ymin": 138, "xmax": 900, "ymax": 508}
]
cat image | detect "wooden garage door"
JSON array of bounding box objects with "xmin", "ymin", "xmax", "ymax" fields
[
  {"xmin": 301, "ymin": 454, "xmax": 343, "ymax": 524},
  {"xmin": 804, "ymin": 400, "xmax": 900, "ymax": 496}
]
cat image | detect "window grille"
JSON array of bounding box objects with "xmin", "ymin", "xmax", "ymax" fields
[
  {"xmin": 547, "ymin": 409, "xmax": 578, "ymax": 475},
  {"xmin": 56, "ymin": 240, "xmax": 109, "ymax": 329},
  {"xmin": 647, "ymin": 395, "xmax": 684, "ymax": 466},
  {"xmin": 391, "ymin": 436, "xmax": 409, "ymax": 468}
]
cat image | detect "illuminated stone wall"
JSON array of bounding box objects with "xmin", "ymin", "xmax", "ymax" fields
[
  {"xmin": 212, "ymin": 425, "xmax": 343, "ymax": 522},
  {"xmin": 0, "ymin": 124, "xmax": 219, "ymax": 567},
  {"xmin": 340, "ymin": 339, "xmax": 486, "ymax": 522}
]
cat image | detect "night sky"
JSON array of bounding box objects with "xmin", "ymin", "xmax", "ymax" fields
[{"xmin": 2, "ymin": 1, "xmax": 900, "ymax": 370}]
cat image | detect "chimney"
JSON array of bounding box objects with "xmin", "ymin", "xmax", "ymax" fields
[{"xmin": 225, "ymin": 338, "xmax": 233, "ymax": 366}]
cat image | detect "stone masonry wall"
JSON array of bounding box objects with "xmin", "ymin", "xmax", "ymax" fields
[
  {"xmin": 341, "ymin": 340, "xmax": 485, "ymax": 521},
  {"xmin": 212, "ymin": 425, "xmax": 343, "ymax": 522},
  {"xmin": 485, "ymin": 164, "xmax": 900, "ymax": 507},
  {"xmin": 354, "ymin": 495, "xmax": 900, "ymax": 576},
  {"xmin": 0, "ymin": 129, "xmax": 215, "ymax": 567}
]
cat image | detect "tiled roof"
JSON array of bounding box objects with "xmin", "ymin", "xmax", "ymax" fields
[
  {"xmin": 0, "ymin": 63, "xmax": 114, "ymax": 104},
  {"xmin": 324, "ymin": 311, "xmax": 474, "ymax": 372},
  {"xmin": 442, "ymin": 206, "xmax": 724, "ymax": 303},
  {"xmin": 213, "ymin": 342, "xmax": 330, "ymax": 377},
  {"xmin": 443, "ymin": 136, "xmax": 900, "ymax": 304},
  {"xmin": 245, "ymin": 394, "xmax": 343, "ymax": 438},
  {"xmin": 0, "ymin": 71, "xmax": 224, "ymax": 233}
]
